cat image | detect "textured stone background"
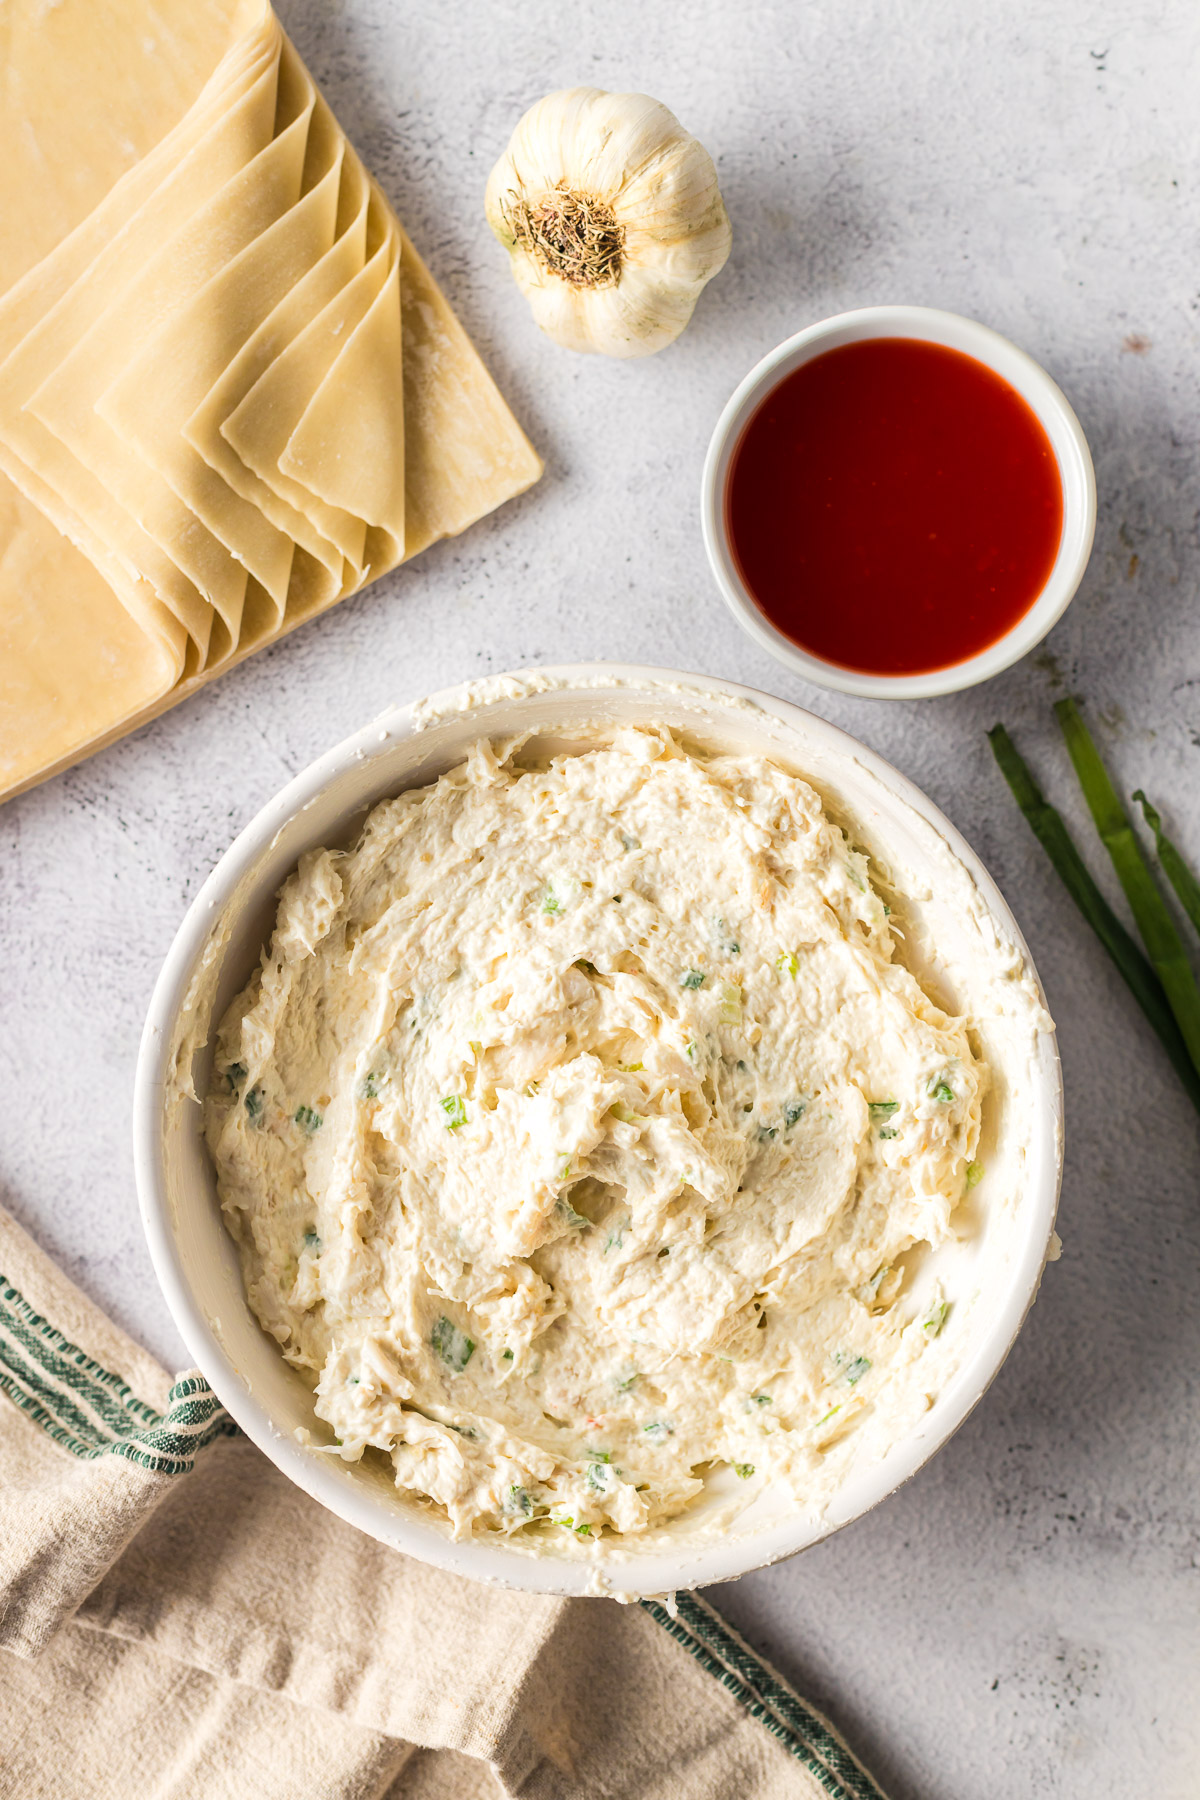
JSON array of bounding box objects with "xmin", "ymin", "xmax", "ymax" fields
[{"xmin": 2, "ymin": 1, "xmax": 1198, "ymax": 1793}]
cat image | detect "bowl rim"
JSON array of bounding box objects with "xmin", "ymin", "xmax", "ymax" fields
[
  {"xmin": 134, "ymin": 661, "xmax": 1064, "ymax": 1597},
  {"xmin": 700, "ymin": 304, "xmax": 1097, "ymax": 700}
]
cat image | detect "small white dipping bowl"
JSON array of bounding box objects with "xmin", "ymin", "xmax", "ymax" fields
[
  {"xmin": 702, "ymin": 306, "xmax": 1097, "ymax": 700},
  {"xmin": 135, "ymin": 664, "xmax": 1062, "ymax": 1599}
]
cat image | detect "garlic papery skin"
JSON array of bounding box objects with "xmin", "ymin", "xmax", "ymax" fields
[{"xmin": 485, "ymin": 87, "xmax": 732, "ymax": 359}]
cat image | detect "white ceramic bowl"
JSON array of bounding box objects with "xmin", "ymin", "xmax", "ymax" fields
[
  {"xmin": 135, "ymin": 664, "xmax": 1063, "ymax": 1597},
  {"xmin": 701, "ymin": 305, "xmax": 1097, "ymax": 700}
]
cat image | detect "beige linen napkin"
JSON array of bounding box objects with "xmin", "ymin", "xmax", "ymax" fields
[{"xmin": 0, "ymin": 1207, "xmax": 887, "ymax": 1800}]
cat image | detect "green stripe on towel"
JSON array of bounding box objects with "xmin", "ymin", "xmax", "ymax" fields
[
  {"xmin": 1, "ymin": 1281, "xmax": 161, "ymax": 1426},
  {"xmin": 0, "ymin": 1276, "xmax": 238, "ymax": 1473},
  {"xmin": 640, "ymin": 1596, "xmax": 886, "ymax": 1799}
]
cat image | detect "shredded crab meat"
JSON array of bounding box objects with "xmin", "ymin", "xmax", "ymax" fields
[{"xmin": 206, "ymin": 728, "xmax": 983, "ymax": 1542}]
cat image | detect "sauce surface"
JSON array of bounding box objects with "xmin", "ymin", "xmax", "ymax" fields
[{"xmin": 726, "ymin": 337, "xmax": 1064, "ymax": 676}]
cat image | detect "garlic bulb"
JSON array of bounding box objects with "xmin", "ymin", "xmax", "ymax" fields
[{"xmin": 485, "ymin": 87, "xmax": 732, "ymax": 359}]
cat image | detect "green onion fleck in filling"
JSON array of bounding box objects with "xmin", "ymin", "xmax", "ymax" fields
[{"xmin": 431, "ymin": 1316, "xmax": 475, "ymax": 1371}]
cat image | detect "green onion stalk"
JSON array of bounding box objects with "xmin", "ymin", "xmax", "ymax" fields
[
  {"xmin": 987, "ymin": 723, "xmax": 1200, "ymax": 1115},
  {"xmin": 1054, "ymin": 698, "xmax": 1200, "ymax": 1084},
  {"xmin": 1133, "ymin": 790, "xmax": 1200, "ymax": 940}
]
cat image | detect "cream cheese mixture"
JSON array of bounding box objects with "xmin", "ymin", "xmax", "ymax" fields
[{"xmin": 206, "ymin": 727, "xmax": 984, "ymax": 1541}]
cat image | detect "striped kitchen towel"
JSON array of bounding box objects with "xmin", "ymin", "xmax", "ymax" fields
[{"xmin": 0, "ymin": 1207, "xmax": 887, "ymax": 1800}]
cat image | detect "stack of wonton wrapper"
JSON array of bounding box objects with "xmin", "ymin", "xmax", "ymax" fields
[{"xmin": 0, "ymin": 0, "xmax": 541, "ymax": 803}]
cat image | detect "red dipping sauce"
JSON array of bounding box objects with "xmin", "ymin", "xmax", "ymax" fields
[{"xmin": 725, "ymin": 338, "xmax": 1064, "ymax": 677}]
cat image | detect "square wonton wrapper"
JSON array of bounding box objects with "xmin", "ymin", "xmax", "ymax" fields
[{"xmin": 0, "ymin": 0, "xmax": 541, "ymax": 802}]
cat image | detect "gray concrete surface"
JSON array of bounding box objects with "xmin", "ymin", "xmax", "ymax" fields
[{"xmin": 2, "ymin": 1, "xmax": 1197, "ymax": 1793}]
